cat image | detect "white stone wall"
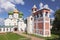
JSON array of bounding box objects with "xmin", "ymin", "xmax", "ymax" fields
[
  {"xmin": 18, "ymin": 19, "xmax": 26, "ymax": 32},
  {"xmin": 27, "ymin": 15, "xmax": 34, "ymax": 34},
  {"xmin": 4, "ymin": 19, "xmax": 11, "ymax": 26},
  {"xmin": 4, "ymin": 18, "xmax": 18, "ymax": 26},
  {"xmin": 0, "ymin": 28, "xmax": 13, "ymax": 32},
  {"xmin": 13, "ymin": 14, "xmax": 18, "ymax": 19},
  {"xmin": 9, "ymin": 15, "xmax": 13, "ymax": 18}
]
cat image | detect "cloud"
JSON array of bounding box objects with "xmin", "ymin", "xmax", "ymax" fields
[
  {"xmin": 0, "ymin": 0, "xmax": 24, "ymax": 12},
  {"xmin": 39, "ymin": 3, "xmax": 54, "ymax": 13},
  {"xmin": 0, "ymin": 18, "xmax": 4, "ymax": 26},
  {"xmin": 1, "ymin": 2, "xmax": 16, "ymax": 12},
  {"xmin": 8, "ymin": 0, "xmax": 24, "ymax": 5},
  {"xmin": 43, "ymin": 4, "xmax": 49, "ymax": 9},
  {"xmin": 51, "ymin": 0, "xmax": 55, "ymax": 2},
  {"xmin": 50, "ymin": 9, "xmax": 54, "ymax": 13}
]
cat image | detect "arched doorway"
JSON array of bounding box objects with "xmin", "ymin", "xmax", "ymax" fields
[{"xmin": 14, "ymin": 28, "xmax": 18, "ymax": 31}]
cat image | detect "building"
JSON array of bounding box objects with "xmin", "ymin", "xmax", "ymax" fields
[
  {"xmin": 0, "ymin": 9, "xmax": 26, "ymax": 33},
  {"xmin": 0, "ymin": 4, "xmax": 51, "ymax": 37},
  {"xmin": 27, "ymin": 5, "xmax": 51, "ymax": 37}
]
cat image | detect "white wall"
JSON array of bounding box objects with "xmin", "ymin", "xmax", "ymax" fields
[
  {"xmin": 13, "ymin": 14, "xmax": 18, "ymax": 19},
  {"xmin": 27, "ymin": 16, "xmax": 34, "ymax": 34}
]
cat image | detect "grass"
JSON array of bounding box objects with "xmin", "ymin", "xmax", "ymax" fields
[
  {"xmin": 23, "ymin": 32, "xmax": 60, "ymax": 40},
  {"xmin": 0, "ymin": 32, "xmax": 30, "ymax": 40}
]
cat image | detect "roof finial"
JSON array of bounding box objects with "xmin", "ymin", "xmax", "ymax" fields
[
  {"xmin": 13, "ymin": 9, "xmax": 19, "ymax": 13},
  {"xmin": 32, "ymin": 5, "xmax": 37, "ymax": 8}
]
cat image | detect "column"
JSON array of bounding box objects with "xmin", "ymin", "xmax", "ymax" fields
[
  {"xmin": 5, "ymin": 28, "xmax": 7, "ymax": 32},
  {"xmin": 43, "ymin": 12, "xmax": 46, "ymax": 37},
  {"xmin": 1, "ymin": 28, "xmax": 3, "ymax": 32},
  {"xmin": 8, "ymin": 28, "xmax": 10, "ymax": 32}
]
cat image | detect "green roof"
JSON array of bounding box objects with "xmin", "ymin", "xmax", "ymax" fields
[
  {"xmin": 8, "ymin": 11, "xmax": 13, "ymax": 15},
  {"xmin": 19, "ymin": 12, "xmax": 23, "ymax": 18}
]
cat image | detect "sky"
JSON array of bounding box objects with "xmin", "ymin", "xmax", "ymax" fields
[{"xmin": 0, "ymin": 0, "xmax": 60, "ymax": 25}]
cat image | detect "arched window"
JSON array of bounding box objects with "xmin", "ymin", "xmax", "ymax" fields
[
  {"xmin": 34, "ymin": 15, "xmax": 36, "ymax": 20},
  {"xmin": 37, "ymin": 14, "xmax": 39, "ymax": 18},
  {"xmin": 45, "ymin": 12, "xmax": 48, "ymax": 16},
  {"xmin": 40, "ymin": 13, "xmax": 43, "ymax": 17},
  {"xmin": 31, "ymin": 18, "xmax": 33, "ymax": 20},
  {"xmin": 0, "ymin": 29, "xmax": 1, "ymax": 31}
]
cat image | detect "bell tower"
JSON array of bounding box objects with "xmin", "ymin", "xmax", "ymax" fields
[
  {"xmin": 42, "ymin": 8, "xmax": 51, "ymax": 37},
  {"xmin": 33, "ymin": 8, "xmax": 51, "ymax": 37}
]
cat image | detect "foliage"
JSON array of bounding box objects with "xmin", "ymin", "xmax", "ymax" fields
[
  {"xmin": 52, "ymin": 9, "xmax": 60, "ymax": 33},
  {"xmin": 51, "ymin": 9, "xmax": 60, "ymax": 40}
]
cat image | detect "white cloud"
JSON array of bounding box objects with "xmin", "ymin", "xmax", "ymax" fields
[
  {"xmin": 0, "ymin": 0, "xmax": 24, "ymax": 12},
  {"xmin": 1, "ymin": 2, "xmax": 16, "ymax": 11},
  {"xmin": 0, "ymin": 18, "xmax": 4, "ymax": 26},
  {"xmin": 51, "ymin": 0, "xmax": 55, "ymax": 2},
  {"xmin": 39, "ymin": 3, "xmax": 54, "ymax": 13},
  {"xmin": 50, "ymin": 9, "xmax": 54, "ymax": 13},
  {"xmin": 43, "ymin": 4, "xmax": 49, "ymax": 9},
  {"xmin": 8, "ymin": 0, "xmax": 24, "ymax": 5}
]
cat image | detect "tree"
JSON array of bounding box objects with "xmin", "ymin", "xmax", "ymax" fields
[{"xmin": 52, "ymin": 9, "xmax": 60, "ymax": 34}]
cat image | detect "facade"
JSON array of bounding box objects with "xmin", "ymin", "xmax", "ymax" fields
[
  {"xmin": 27, "ymin": 5, "xmax": 51, "ymax": 37},
  {"xmin": 0, "ymin": 5, "xmax": 51, "ymax": 37},
  {"xmin": 2, "ymin": 9, "xmax": 26, "ymax": 32}
]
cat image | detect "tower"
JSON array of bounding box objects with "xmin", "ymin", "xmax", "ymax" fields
[
  {"xmin": 19, "ymin": 12, "xmax": 23, "ymax": 20},
  {"xmin": 27, "ymin": 15, "xmax": 34, "ymax": 34},
  {"xmin": 32, "ymin": 5, "xmax": 37, "ymax": 13},
  {"xmin": 33, "ymin": 8, "xmax": 51, "ymax": 37},
  {"xmin": 8, "ymin": 11, "xmax": 13, "ymax": 19},
  {"xmin": 13, "ymin": 9, "xmax": 19, "ymax": 19},
  {"xmin": 42, "ymin": 8, "xmax": 51, "ymax": 37}
]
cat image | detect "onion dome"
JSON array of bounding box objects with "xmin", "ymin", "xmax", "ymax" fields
[
  {"xmin": 19, "ymin": 12, "xmax": 23, "ymax": 18},
  {"xmin": 13, "ymin": 9, "xmax": 19, "ymax": 13},
  {"xmin": 8, "ymin": 11, "xmax": 13, "ymax": 15},
  {"xmin": 32, "ymin": 5, "xmax": 37, "ymax": 8}
]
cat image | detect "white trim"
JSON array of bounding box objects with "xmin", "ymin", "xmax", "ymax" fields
[{"xmin": 43, "ymin": 12, "xmax": 45, "ymax": 36}]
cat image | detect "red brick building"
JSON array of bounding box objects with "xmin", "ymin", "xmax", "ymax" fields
[{"xmin": 32, "ymin": 5, "xmax": 51, "ymax": 37}]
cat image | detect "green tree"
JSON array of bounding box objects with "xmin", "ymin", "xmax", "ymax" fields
[{"xmin": 52, "ymin": 9, "xmax": 60, "ymax": 34}]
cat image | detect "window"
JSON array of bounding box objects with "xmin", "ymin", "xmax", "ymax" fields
[
  {"xmin": 34, "ymin": 16, "xmax": 36, "ymax": 20},
  {"xmin": 35, "ymin": 9, "xmax": 37, "ymax": 11},
  {"xmin": 40, "ymin": 13, "xmax": 43, "ymax": 17},
  {"xmin": 45, "ymin": 12, "xmax": 48, "ymax": 16},
  {"xmin": 37, "ymin": 14, "xmax": 39, "ymax": 18},
  {"xmin": 31, "ymin": 18, "xmax": 33, "ymax": 20},
  {"xmin": 0, "ymin": 29, "xmax": 1, "ymax": 31}
]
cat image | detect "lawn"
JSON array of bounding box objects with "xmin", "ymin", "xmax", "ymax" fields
[
  {"xmin": 0, "ymin": 32, "xmax": 30, "ymax": 40},
  {"xmin": 23, "ymin": 32, "xmax": 60, "ymax": 40}
]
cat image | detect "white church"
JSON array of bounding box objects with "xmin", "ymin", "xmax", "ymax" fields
[{"xmin": 0, "ymin": 9, "xmax": 26, "ymax": 33}]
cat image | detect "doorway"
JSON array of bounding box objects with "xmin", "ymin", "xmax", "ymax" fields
[{"xmin": 14, "ymin": 28, "xmax": 18, "ymax": 31}]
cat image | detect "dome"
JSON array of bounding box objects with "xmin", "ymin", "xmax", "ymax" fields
[
  {"xmin": 8, "ymin": 11, "xmax": 13, "ymax": 15},
  {"xmin": 19, "ymin": 12, "xmax": 23, "ymax": 18},
  {"xmin": 13, "ymin": 9, "xmax": 19, "ymax": 13},
  {"xmin": 32, "ymin": 5, "xmax": 37, "ymax": 8}
]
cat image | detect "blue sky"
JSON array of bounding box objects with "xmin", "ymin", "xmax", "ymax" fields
[{"xmin": 0, "ymin": 0, "xmax": 60, "ymax": 19}]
